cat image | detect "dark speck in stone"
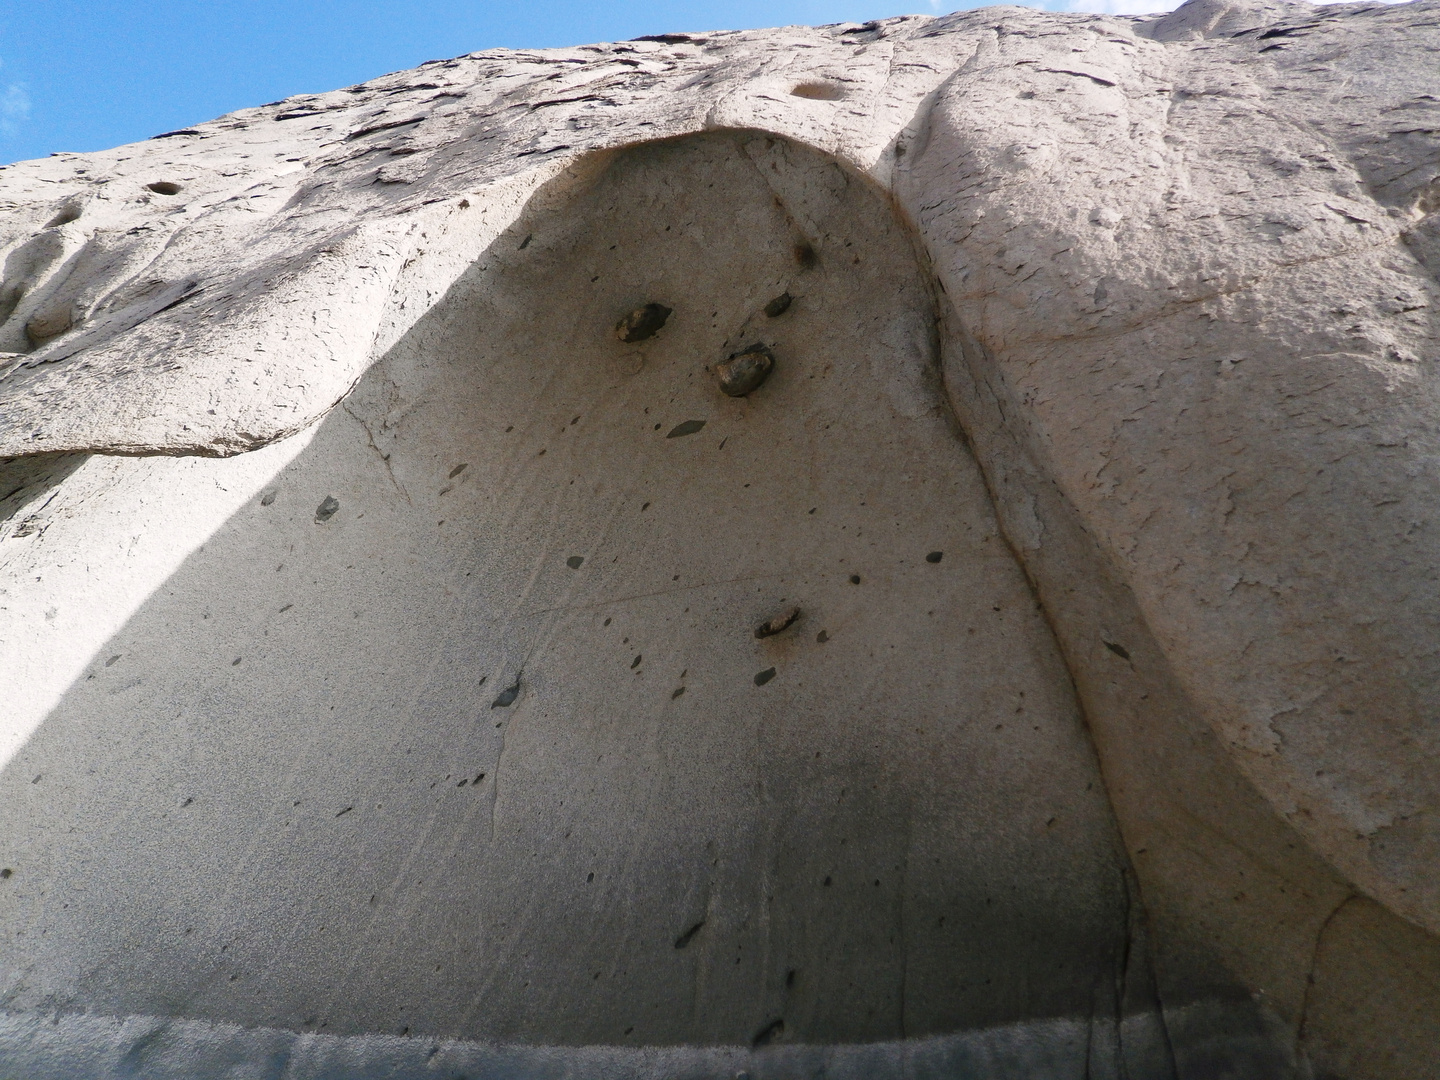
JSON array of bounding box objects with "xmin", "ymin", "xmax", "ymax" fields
[
  {"xmin": 492, "ymin": 679, "xmax": 521, "ymax": 708},
  {"xmin": 667, "ymin": 419, "xmax": 706, "ymax": 438}
]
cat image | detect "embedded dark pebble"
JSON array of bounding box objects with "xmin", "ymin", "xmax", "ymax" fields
[
  {"xmin": 615, "ymin": 302, "xmax": 672, "ymax": 342},
  {"xmin": 491, "ymin": 679, "xmax": 521, "ymax": 708},
  {"xmin": 146, "ymin": 181, "xmax": 182, "ymax": 196},
  {"xmin": 754, "ymin": 667, "xmax": 777, "ymax": 686},
  {"xmin": 764, "ymin": 292, "xmax": 792, "ymax": 318},
  {"xmin": 674, "ymin": 920, "xmax": 706, "ymax": 949},
  {"xmin": 1104, "ymin": 640, "xmax": 1131, "ymax": 661},
  {"xmin": 849, "ymin": 574, "xmax": 861, "ymax": 585},
  {"xmin": 672, "ymin": 686, "xmax": 685, "ymax": 699},
  {"xmin": 926, "ymin": 551, "xmax": 943, "ymax": 563},
  {"xmin": 717, "ymin": 344, "xmax": 775, "ymax": 397},
  {"xmin": 449, "ymin": 463, "xmax": 468, "ymax": 478},
  {"xmin": 567, "ymin": 555, "xmax": 584, "ymax": 569},
  {"xmin": 314, "ymin": 495, "xmax": 340, "ymax": 523},
  {"xmin": 755, "ymin": 606, "xmax": 800, "ymax": 639},
  {"xmin": 816, "ymin": 630, "xmax": 829, "ymax": 643},
  {"xmin": 0, "ymin": 868, "xmax": 11, "ymax": 879},
  {"xmin": 260, "ymin": 490, "xmax": 277, "ymax": 506},
  {"xmin": 667, "ymin": 419, "xmax": 706, "ymax": 438},
  {"xmin": 794, "ymin": 242, "xmax": 818, "ymax": 268}
]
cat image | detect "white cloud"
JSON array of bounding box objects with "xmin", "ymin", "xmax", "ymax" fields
[
  {"xmin": 0, "ymin": 83, "xmax": 30, "ymax": 136},
  {"xmin": 0, "ymin": 60, "xmax": 28, "ymax": 138}
]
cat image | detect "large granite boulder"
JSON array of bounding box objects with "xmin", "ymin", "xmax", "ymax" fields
[{"xmin": 0, "ymin": 1, "xmax": 1436, "ymax": 1076}]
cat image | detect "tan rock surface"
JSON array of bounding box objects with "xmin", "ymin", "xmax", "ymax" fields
[{"xmin": 0, "ymin": 1, "xmax": 1436, "ymax": 1077}]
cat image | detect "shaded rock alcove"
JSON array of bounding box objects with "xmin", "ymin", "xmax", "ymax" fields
[{"xmin": 0, "ymin": 131, "xmax": 1201, "ymax": 1078}]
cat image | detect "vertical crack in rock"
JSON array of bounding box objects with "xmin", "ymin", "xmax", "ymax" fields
[{"xmin": 1295, "ymin": 892, "xmax": 1358, "ymax": 1060}]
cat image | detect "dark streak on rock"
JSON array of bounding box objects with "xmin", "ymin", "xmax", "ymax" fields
[{"xmin": 674, "ymin": 919, "xmax": 706, "ymax": 948}]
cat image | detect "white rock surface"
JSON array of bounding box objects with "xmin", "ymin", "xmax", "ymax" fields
[{"xmin": 1, "ymin": 1, "xmax": 1437, "ymax": 1077}]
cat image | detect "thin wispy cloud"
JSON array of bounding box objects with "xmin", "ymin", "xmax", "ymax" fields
[{"xmin": 0, "ymin": 61, "xmax": 30, "ymax": 139}]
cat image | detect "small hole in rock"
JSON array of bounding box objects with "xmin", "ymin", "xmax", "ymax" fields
[
  {"xmin": 146, "ymin": 181, "xmax": 183, "ymax": 196},
  {"xmin": 791, "ymin": 81, "xmax": 844, "ymax": 100},
  {"xmin": 666, "ymin": 419, "xmax": 706, "ymax": 438},
  {"xmin": 763, "ymin": 292, "xmax": 792, "ymax": 318},
  {"xmin": 45, "ymin": 204, "xmax": 82, "ymax": 227},
  {"xmin": 755, "ymin": 606, "xmax": 800, "ymax": 639}
]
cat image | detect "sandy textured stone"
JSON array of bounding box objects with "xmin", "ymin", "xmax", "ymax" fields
[{"xmin": 0, "ymin": 1, "xmax": 1437, "ymax": 1077}]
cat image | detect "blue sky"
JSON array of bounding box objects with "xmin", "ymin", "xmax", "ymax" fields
[{"xmin": 0, "ymin": 0, "xmax": 1185, "ymax": 166}]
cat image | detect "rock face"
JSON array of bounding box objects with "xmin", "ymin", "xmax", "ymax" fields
[{"xmin": 0, "ymin": 1, "xmax": 1436, "ymax": 1077}]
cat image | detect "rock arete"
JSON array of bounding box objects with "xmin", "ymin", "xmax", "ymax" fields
[{"xmin": 0, "ymin": 0, "xmax": 1437, "ymax": 1076}]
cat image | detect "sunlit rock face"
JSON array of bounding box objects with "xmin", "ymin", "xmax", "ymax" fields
[{"xmin": 1, "ymin": 1, "xmax": 1438, "ymax": 1077}]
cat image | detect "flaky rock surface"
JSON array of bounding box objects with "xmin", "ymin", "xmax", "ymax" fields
[{"xmin": 1, "ymin": 1, "xmax": 1437, "ymax": 1077}]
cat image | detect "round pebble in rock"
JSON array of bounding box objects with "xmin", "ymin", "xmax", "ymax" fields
[
  {"xmin": 615, "ymin": 302, "xmax": 672, "ymax": 342},
  {"xmin": 716, "ymin": 344, "xmax": 775, "ymax": 397},
  {"xmin": 763, "ymin": 292, "xmax": 792, "ymax": 318}
]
